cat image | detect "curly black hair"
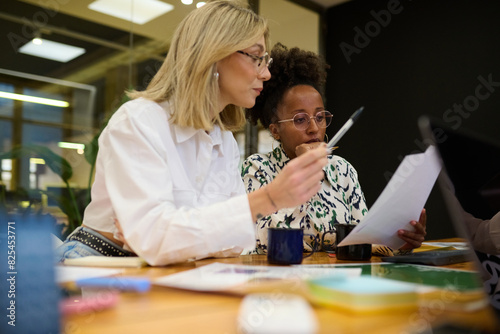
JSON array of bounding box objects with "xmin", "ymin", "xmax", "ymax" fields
[{"xmin": 246, "ymin": 43, "xmax": 330, "ymax": 129}]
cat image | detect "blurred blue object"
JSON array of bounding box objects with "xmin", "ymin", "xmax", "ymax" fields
[{"xmin": 0, "ymin": 212, "xmax": 60, "ymax": 334}]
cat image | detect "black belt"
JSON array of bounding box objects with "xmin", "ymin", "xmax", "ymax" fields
[{"xmin": 68, "ymin": 228, "xmax": 134, "ymax": 257}]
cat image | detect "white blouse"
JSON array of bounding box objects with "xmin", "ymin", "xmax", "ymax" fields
[{"xmin": 83, "ymin": 98, "xmax": 255, "ymax": 265}]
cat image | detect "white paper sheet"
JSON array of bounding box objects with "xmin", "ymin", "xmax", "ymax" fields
[
  {"xmin": 55, "ymin": 266, "xmax": 123, "ymax": 283},
  {"xmin": 154, "ymin": 263, "xmax": 362, "ymax": 291},
  {"xmin": 422, "ymin": 241, "xmax": 469, "ymax": 250},
  {"xmin": 62, "ymin": 256, "xmax": 147, "ymax": 267},
  {"xmin": 337, "ymin": 145, "xmax": 442, "ymax": 249}
]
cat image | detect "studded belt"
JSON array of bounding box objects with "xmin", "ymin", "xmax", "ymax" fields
[{"xmin": 68, "ymin": 228, "xmax": 134, "ymax": 257}]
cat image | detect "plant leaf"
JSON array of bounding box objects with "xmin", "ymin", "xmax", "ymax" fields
[
  {"xmin": 84, "ymin": 133, "xmax": 100, "ymax": 166},
  {"xmin": 0, "ymin": 144, "xmax": 73, "ymax": 182}
]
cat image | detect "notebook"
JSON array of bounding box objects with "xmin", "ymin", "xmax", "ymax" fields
[{"xmin": 417, "ymin": 115, "xmax": 500, "ymax": 317}]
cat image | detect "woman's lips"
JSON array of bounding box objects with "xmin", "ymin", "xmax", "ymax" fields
[{"xmin": 306, "ymin": 139, "xmax": 320, "ymax": 144}]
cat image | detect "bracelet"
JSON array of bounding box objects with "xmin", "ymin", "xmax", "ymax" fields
[{"xmin": 264, "ymin": 186, "xmax": 278, "ymax": 211}]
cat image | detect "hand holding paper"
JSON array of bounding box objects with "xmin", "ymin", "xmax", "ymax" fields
[{"xmin": 337, "ymin": 146, "xmax": 441, "ymax": 249}]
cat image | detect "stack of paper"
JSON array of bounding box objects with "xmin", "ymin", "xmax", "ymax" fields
[{"xmin": 62, "ymin": 256, "xmax": 147, "ymax": 268}]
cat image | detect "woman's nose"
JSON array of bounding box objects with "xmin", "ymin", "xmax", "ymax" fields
[
  {"xmin": 307, "ymin": 117, "xmax": 320, "ymax": 132},
  {"xmin": 259, "ymin": 66, "xmax": 271, "ymax": 81}
]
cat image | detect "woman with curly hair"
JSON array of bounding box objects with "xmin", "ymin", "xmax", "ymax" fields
[{"xmin": 242, "ymin": 43, "xmax": 426, "ymax": 254}]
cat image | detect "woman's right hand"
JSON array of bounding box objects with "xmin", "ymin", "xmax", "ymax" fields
[
  {"xmin": 295, "ymin": 141, "xmax": 323, "ymax": 157},
  {"xmin": 269, "ymin": 143, "xmax": 328, "ymax": 209}
]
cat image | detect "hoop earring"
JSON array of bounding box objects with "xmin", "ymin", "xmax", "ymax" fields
[
  {"xmin": 213, "ymin": 72, "xmax": 219, "ymax": 81},
  {"xmin": 272, "ymin": 138, "xmax": 279, "ymax": 151},
  {"xmin": 324, "ymin": 133, "xmax": 329, "ymax": 143}
]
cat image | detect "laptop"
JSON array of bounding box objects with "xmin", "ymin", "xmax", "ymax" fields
[
  {"xmin": 415, "ymin": 116, "xmax": 500, "ymax": 318},
  {"xmin": 382, "ymin": 117, "xmax": 500, "ymax": 265},
  {"xmin": 381, "ymin": 247, "xmax": 471, "ymax": 266}
]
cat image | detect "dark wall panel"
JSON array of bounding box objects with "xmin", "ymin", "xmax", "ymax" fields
[{"xmin": 325, "ymin": 0, "xmax": 500, "ymax": 239}]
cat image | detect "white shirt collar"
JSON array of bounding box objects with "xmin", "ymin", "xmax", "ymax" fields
[{"xmin": 173, "ymin": 123, "xmax": 225, "ymax": 157}]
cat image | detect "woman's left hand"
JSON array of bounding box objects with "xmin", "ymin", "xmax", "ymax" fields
[
  {"xmin": 398, "ymin": 209, "xmax": 427, "ymax": 250},
  {"xmin": 114, "ymin": 218, "xmax": 131, "ymax": 249}
]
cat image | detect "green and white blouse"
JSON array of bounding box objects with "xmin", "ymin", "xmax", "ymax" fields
[{"xmin": 241, "ymin": 145, "xmax": 368, "ymax": 254}]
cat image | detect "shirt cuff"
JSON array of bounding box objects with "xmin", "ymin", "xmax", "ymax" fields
[{"xmin": 202, "ymin": 194, "xmax": 255, "ymax": 257}]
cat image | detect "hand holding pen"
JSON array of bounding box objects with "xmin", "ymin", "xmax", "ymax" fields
[{"xmin": 327, "ymin": 106, "xmax": 364, "ymax": 153}]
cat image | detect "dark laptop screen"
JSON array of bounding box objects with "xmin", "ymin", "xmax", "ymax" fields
[
  {"xmin": 419, "ymin": 116, "xmax": 500, "ymax": 317},
  {"xmin": 427, "ymin": 123, "xmax": 500, "ymax": 220}
]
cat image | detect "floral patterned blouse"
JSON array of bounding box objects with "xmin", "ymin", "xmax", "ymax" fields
[{"xmin": 241, "ymin": 144, "xmax": 368, "ymax": 254}]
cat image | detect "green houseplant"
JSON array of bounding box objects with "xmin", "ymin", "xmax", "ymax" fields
[
  {"xmin": 0, "ymin": 95, "xmax": 127, "ymax": 238},
  {"xmin": 0, "ymin": 144, "xmax": 83, "ymax": 238}
]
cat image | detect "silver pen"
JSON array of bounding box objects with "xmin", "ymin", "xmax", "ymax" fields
[{"xmin": 327, "ymin": 106, "xmax": 364, "ymax": 150}]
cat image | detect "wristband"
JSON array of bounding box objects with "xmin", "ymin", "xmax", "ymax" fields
[{"xmin": 265, "ymin": 186, "xmax": 278, "ymax": 211}]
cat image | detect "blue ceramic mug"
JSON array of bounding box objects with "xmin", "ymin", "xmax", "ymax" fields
[{"xmin": 267, "ymin": 228, "xmax": 316, "ymax": 265}]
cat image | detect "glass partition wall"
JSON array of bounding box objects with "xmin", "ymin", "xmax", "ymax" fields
[
  {"xmin": 0, "ymin": 0, "xmax": 321, "ymax": 233},
  {"xmin": 253, "ymin": 0, "xmax": 321, "ymax": 157}
]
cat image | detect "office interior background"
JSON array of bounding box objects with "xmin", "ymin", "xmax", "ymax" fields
[{"xmin": 1, "ymin": 0, "xmax": 499, "ymax": 239}]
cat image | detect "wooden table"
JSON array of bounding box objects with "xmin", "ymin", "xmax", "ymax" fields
[{"xmin": 61, "ymin": 253, "xmax": 499, "ymax": 334}]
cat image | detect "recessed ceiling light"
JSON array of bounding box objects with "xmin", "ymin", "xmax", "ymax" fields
[
  {"xmin": 89, "ymin": 0, "xmax": 174, "ymax": 25},
  {"xmin": 196, "ymin": 2, "xmax": 206, "ymax": 8},
  {"xmin": 19, "ymin": 38, "xmax": 86, "ymax": 63},
  {"xmin": 181, "ymin": 0, "xmax": 193, "ymax": 4}
]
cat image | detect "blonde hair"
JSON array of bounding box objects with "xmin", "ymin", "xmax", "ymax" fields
[{"xmin": 128, "ymin": 0, "xmax": 269, "ymax": 132}]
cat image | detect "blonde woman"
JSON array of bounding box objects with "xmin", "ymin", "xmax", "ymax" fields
[{"xmin": 56, "ymin": 1, "xmax": 327, "ymax": 266}]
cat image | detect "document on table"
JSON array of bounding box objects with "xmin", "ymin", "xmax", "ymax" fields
[
  {"xmin": 62, "ymin": 256, "xmax": 147, "ymax": 268},
  {"xmin": 338, "ymin": 145, "xmax": 442, "ymax": 249},
  {"xmin": 55, "ymin": 266, "xmax": 123, "ymax": 284},
  {"xmin": 154, "ymin": 263, "xmax": 362, "ymax": 292},
  {"xmin": 421, "ymin": 241, "xmax": 469, "ymax": 250}
]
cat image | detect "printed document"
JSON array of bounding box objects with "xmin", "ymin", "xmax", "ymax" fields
[{"xmin": 338, "ymin": 146, "xmax": 441, "ymax": 249}]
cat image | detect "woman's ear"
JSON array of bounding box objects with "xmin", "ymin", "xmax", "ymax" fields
[{"xmin": 269, "ymin": 123, "xmax": 280, "ymax": 141}]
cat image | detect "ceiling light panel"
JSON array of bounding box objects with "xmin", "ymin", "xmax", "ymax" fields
[
  {"xmin": 19, "ymin": 39, "xmax": 86, "ymax": 63},
  {"xmin": 89, "ymin": 0, "xmax": 174, "ymax": 25}
]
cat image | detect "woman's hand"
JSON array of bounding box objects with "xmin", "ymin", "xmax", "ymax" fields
[
  {"xmin": 113, "ymin": 218, "xmax": 131, "ymax": 249},
  {"xmin": 248, "ymin": 144, "xmax": 328, "ymax": 221},
  {"xmin": 270, "ymin": 144, "xmax": 328, "ymax": 208},
  {"xmin": 295, "ymin": 142, "xmax": 323, "ymax": 157},
  {"xmin": 398, "ymin": 209, "xmax": 427, "ymax": 250}
]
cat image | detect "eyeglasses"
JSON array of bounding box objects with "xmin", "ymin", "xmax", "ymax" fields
[
  {"xmin": 237, "ymin": 50, "xmax": 273, "ymax": 74},
  {"xmin": 277, "ymin": 111, "xmax": 333, "ymax": 130}
]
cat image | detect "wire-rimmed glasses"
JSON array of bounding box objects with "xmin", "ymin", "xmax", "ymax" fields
[
  {"xmin": 277, "ymin": 111, "xmax": 333, "ymax": 131},
  {"xmin": 236, "ymin": 50, "xmax": 273, "ymax": 74}
]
